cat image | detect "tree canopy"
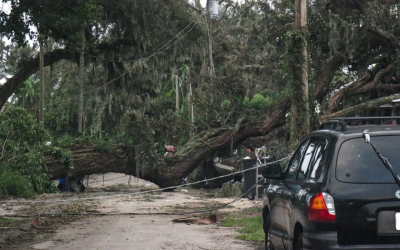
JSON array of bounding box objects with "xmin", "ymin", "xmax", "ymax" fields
[{"xmin": 1, "ymin": 0, "xmax": 400, "ymax": 190}]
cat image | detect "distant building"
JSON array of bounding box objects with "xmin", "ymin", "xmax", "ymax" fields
[{"xmin": 378, "ymin": 99, "xmax": 400, "ymax": 124}]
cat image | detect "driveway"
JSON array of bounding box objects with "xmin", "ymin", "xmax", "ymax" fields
[{"xmin": 1, "ymin": 173, "xmax": 263, "ymax": 250}]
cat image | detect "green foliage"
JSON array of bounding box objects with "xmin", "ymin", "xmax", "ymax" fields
[
  {"xmin": 93, "ymin": 144, "xmax": 111, "ymax": 153},
  {"xmin": 0, "ymin": 217, "xmax": 21, "ymax": 227},
  {"xmin": 1, "ymin": 0, "xmax": 102, "ymax": 46},
  {"xmin": 220, "ymin": 99, "xmax": 231, "ymax": 110},
  {"xmin": 243, "ymin": 94, "xmax": 273, "ymax": 110},
  {"xmin": 221, "ymin": 212, "xmax": 264, "ymax": 242},
  {"xmin": 119, "ymin": 109, "xmax": 162, "ymax": 175},
  {"xmin": 0, "ymin": 171, "xmax": 35, "ymax": 199},
  {"xmin": 51, "ymin": 147, "xmax": 74, "ymax": 170},
  {"xmin": 3, "ymin": 0, "xmax": 400, "ymax": 183},
  {"xmin": 49, "ymin": 134, "xmax": 113, "ymax": 169},
  {"xmin": 52, "ymin": 133, "xmax": 115, "ymax": 147},
  {"xmin": 11, "ymin": 77, "xmax": 39, "ymax": 109},
  {"xmin": 282, "ymin": 29, "xmax": 310, "ymax": 143},
  {"xmin": 119, "ymin": 108, "xmax": 192, "ymax": 176},
  {"xmin": 0, "ymin": 108, "xmax": 56, "ymax": 196}
]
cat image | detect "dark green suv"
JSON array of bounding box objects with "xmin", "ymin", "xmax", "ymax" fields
[{"xmin": 262, "ymin": 118, "xmax": 400, "ymax": 250}]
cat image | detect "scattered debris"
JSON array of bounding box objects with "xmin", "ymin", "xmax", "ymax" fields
[
  {"xmin": 172, "ymin": 214, "xmax": 217, "ymax": 225},
  {"xmin": 218, "ymin": 182, "xmax": 243, "ymax": 197}
]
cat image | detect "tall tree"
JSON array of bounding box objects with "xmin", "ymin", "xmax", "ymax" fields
[{"xmin": 3, "ymin": 0, "xmax": 400, "ymax": 188}]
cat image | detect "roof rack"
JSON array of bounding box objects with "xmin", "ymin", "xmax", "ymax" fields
[{"xmin": 318, "ymin": 116, "xmax": 400, "ymax": 132}]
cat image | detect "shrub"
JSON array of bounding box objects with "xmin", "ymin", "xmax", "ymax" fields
[
  {"xmin": 0, "ymin": 171, "xmax": 35, "ymax": 199},
  {"xmin": 0, "ymin": 108, "xmax": 56, "ymax": 197}
]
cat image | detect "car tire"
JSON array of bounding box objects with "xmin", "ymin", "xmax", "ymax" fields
[
  {"xmin": 263, "ymin": 210, "xmax": 272, "ymax": 250},
  {"xmin": 247, "ymin": 192, "xmax": 255, "ymax": 200},
  {"xmin": 294, "ymin": 232, "xmax": 303, "ymax": 250},
  {"xmin": 79, "ymin": 184, "xmax": 85, "ymax": 193},
  {"xmin": 265, "ymin": 230, "xmax": 273, "ymax": 250}
]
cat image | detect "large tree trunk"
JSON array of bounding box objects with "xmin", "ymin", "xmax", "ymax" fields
[{"xmin": 45, "ymin": 99, "xmax": 290, "ymax": 188}]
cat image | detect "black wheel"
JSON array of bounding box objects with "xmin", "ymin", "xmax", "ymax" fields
[
  {"xmin": 247, "ymin": 192, "xmax": 255, "ymax": 200},
  {"xmin": 79, "ymin": 184, "xmax": 85, "ymax": 192},
  {"xmin": 263, "ymin": 209, "xmax": 272, "ymax": 250},
  {"xmin": 294, "ymin": 232, "xmax": 303, "ymax": 250},
  {"xmin": 265, "ymin": 230, "xmax": 272, "ymax": 250}
]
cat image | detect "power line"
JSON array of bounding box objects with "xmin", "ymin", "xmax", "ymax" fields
[
  {"xmin": 45, "ymin": 17, "xmax": 200, "ymax": 108},
  {"xmin": 89, "ymin": 16, "xmax": 202, "ymax": 63},
  {"xmin": 0, "ymin": 156, "xmax": 290, "ymax": 205},
  {"xmin": 23, "ymin": 16, "xmax": 201, "ymax": 111},
  {"xmin": 1, "ymin": 176, "xmax": 266, "ymax": 218}
]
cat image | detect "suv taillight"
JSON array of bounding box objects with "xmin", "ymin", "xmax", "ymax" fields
[{"xmin": 308, "ymin": 192, "xmax": 336, "ymax": 222}]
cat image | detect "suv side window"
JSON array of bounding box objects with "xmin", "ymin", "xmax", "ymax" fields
[
  {"xmin": 309, "ymin": 138, "xmax": 330, "ymax": 180},
  {"xmin": 297, "ymin": 137, "xmax": 319, "ymax": 180},
  {"xmin": 286, "ymin": 138, "xmax": 310, "ymax": 180}
]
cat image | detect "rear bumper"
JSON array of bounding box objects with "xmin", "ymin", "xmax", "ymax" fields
[{"xmin": 303, "ymin": 231, "xmax": 400, "ymax": 250}]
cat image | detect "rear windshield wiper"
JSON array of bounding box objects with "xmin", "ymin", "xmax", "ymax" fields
[{"xmin": 363, "ymin": 131, "xmax": 400, "ymax": 188}]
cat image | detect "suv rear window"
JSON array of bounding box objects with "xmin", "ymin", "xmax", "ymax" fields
[{"xmin": 336, "ymin": 136, "xmax": 400, "ymax": 183}]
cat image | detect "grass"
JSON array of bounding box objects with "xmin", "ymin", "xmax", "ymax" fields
[
  {"xmin": 139, "ymin": 193, "xmax": 163, "ymax": 202},
  {"xmin": 220, "ymin": 208, "xmax": 265, "ymax": 242},
  {"xmin": 0, "ymin": 217, "xmax": 22, "ymax": 228}
]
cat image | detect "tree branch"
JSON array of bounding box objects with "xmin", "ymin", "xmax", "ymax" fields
[
  {"xmin": 328, "ymin": 77, "xmax": 368, "ymax": 111},
  {"xmin": 315, "ymin": 54, "xmax": 346, "ymax": 101},
  {"xmin": 328, "ymin": 65, "xmax": 394, "ymax": 110},
  {"xmin": 367, "ymin": 26, "xmax": 400, "ymax": 49},
  {"xmin": 0, "ymin": 49, "xmax": 73, "ymax": 109},
  {"xmin": 165, "ymin": 98, "xmax": 290, "ymax": 178},
  {"xmin": 323, "ymin": 93, "xmax": 400, "ymax": 120}
]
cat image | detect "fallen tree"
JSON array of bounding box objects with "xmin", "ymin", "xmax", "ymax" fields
[
  {"xmin": 44, "ymin": 99, "xmax": 290, "ymax": 188},
  {"xmin": 7, "ymin": 1, "xmax": 400, "ymax": 192},
  {"xmin": 43, "ymin": 90, "xmax": 400, "ymax": 189}
]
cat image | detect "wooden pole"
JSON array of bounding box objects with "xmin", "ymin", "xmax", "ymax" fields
[
  {"xmin": 190, "ymin": 83, "xmax": 194, "ymax": 138},
  {"xmin": 295, "ymin": 0, "xmax": 309, "ymax": 133},
  {"xmin": 175, "ymin": 75, "xmax": 179, "ymax": 112},
  {"xmin": 206, "ymin": 0, "xmax": 215, "ymax": 75},
  {"xmin": 39, "ymin": 39, "xmax": 45, "ymax": 127},
  {"xmin": 78, "ymin": 29, "xmax": 85, "ymax": 133}
]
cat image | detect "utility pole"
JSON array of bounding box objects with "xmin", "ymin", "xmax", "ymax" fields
[
  {"xmin": 194, "ymin": 0, "xmax": 201, "ymax": 9},
  {"xmin": 175, "ymin": 75, "xmax": 179, "ymax": 112},
  {"xmin": 189, "ymin": 83, "xmax": 194, "ymax": 138},
  {"xmin": 206, "ymin": 0, "xmax": 215, "ymax": 75},
  {"xmin": 295, "ymin": 0, "xmax": 309, "ymax": 133},
  {"xmin": 78, "ymin": 29, "xmax": 85, "ymax": 133},
  {"xmin": 39, "ymin": 38, "xmax": 45, "ymax": 128}
]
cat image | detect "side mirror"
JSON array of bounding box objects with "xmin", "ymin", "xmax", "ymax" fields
[{"xmin": 262, "ymin": 164, "xmax": 283, "ymax": 179}]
